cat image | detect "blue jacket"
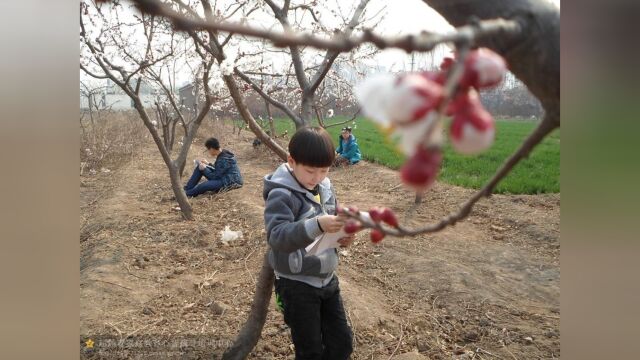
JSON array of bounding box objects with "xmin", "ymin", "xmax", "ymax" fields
[
  {"xmin": 336, "ymin": 134, "xmax": 361, "ymax": 164},
  {"xmin": 202, "ymin": 149, "xmax": 243, "ymax": 188}
]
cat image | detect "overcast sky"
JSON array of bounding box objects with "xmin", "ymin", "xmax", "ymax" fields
[
  {"xmin": 368, "ymin": 0, "xmax": 454, "ymax": 68},
  {"xmin": 81, "ymin": 0, "xmax": 560, "ymax": 87}
]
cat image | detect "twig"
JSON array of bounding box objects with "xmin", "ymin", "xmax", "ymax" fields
[
  {"xmin": 235, "ymin": 68, "xmax": 302, "ymax": 125},
  {"xmin": 476, "ymin": 347, "xmax": 503, "ymax": 359},
  {"xmin": 128, "ymin": 0, "xmax": 521, "ymax": 53},
  {"xmin": 126, "ymin": 264, "xmax": 150, "ymax": 280},
  {"xmin": 125, "ymin": 317, "xmax": 164, "ymax": 339},
  {"xmin": 244, "ymin": 247, "xmax": 258, "ymax": 285},
  {"xmin": 323, "ymin": 109, "xmax": 362, "ymax": 129},
  {"xmin": 425, "ymin": 313, "xmax": 446, "ymax": 331},
  {"xmin": 93, "ymin": 279, "xmax": 132, "ymax": 290},
  {"xmin": 388, "ymin": 324, "xmax": 404, "ymax": 360},
  {"xmin": 503, "ymin": 346, "xmax": 518, "ymax": 360},
  {"xmin": 105, "ymin": 322, "xmax": 123, "ymax": 338}
]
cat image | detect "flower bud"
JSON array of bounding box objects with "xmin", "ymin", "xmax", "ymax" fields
[
  {"xmin": 370, "ymin": 229, "xmax": 385, "ymax": 243},
  {"xmin": 369, "ymin": 207, "xmax": 384, "ymax": 223},
  {"xmin": 460, "ymin": 48, "xmax": 507, "ymax": 89},
  {"xmin": 381, "ymin": 208, "xmax": 399, "ymax": 228},
  {"xmin": 400, "ymin": 146, "xmax": 442, "ymax": 192},
  {"xmin": 449, "ymin": 90, "xmax": 495, "ymax": 155},
  {"xmin": 344, "ymin": 220, "xmax": 362, "ymax": 234}
]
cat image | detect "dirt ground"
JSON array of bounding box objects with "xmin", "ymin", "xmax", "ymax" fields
[{"xmin": 80, "ymin": 122, "xmax": 559, "ymax": 359}]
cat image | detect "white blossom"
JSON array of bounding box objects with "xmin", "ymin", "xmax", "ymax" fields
[
  {"xmin": 389, "ymin": 111, "xmax": 442, "ymax": 156},
  {"xmin": 355, "ymin": 73, "xmax": 443, "ymax": 127},
  {"xmin": 220, "ymin": 58, "xmax": 235, "ymax": 76},
  {"xmin": 354, "ymin": 73, "xmax": 397, "ymax": 126},
  {"xmin": 451, "ymin": 121, "xmax": 495, "ymax": 154}
]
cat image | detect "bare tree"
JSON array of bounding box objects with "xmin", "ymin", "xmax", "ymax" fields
[
  {"xmin": 234, "ymin": 0, "xmax": 374, "ymax": 130},
  {"xmin": 169, "ymin": 0, "xmax": 289, "ymax": 160},
  {"xmin": 80, "ymin": 80, "xmax": 110, "ymax": 132},
  {"xmin": 153, "ymin": 99, "xmax": 179, "ymax": 151},
  {"xmin": 80, "ymin": 0, "xmax": 219, "ymax": 219}
]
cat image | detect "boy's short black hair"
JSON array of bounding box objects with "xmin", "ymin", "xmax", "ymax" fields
[
  {"xmin": 204, "ymin": 137, "xmax": 220, "ymax": 150},
  {"xmin": 341, "ymin": 126, "xmax": 352, "ymax": 133},
  {"xmin": 289, "ymin": 127, "xmax": 335, "ymax": 167}
]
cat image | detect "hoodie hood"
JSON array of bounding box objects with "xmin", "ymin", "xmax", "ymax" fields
[
  {"xmin": 218, "ymin": 149, "xmax": 235, "ymax": 159},
  {"xmin": 263, "ymin": 163, "xmax": 331, "ymax": 202}
]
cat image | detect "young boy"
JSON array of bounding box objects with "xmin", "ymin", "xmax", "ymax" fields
[
  {"xmin": 334, "ymin": 126, "xmax": 361, "ymax": 167},
  {"xmin": 263, "ymin": 127, "xmax": 355, "ymax": 359},
  {"xmin": 183, "ymin": 137, "xmax": 243, "ymax": 197}
]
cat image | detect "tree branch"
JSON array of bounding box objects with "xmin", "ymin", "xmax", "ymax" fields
[
  {"xmin": 126, "ymin": 0, "xmax": 521, "ymax": 53},
  {"xmin": 343, "ymin": 112, "xmax": 559, "ymax": 236},
  {"xmin": 80, "ymin": 63, "xmax": 109, "ymax": 79},
  {"xmin": 323, "ymin": 108, "xmax": 361, "ymax": 129},
  {"xmin": 235, "ymin": 68, "xmax": 303, "ymax": 126},
  {"xmin": 420, "ymin": 0, "xmax": 560, "ymax": 117},
  {"xmin": 307, "ymin": 0, "xmax": 370, "ymax": 95}
]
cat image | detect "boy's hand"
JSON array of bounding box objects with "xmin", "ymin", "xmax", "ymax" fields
[
  {"xmin": 338, "ymin": 234, "xmax": 355, "ymax": 247},
  {"xmin": 317, "ymin": 215, "xmax": 343, "ymax": 233}
]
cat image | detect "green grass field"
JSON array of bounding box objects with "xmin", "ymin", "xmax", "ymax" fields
[{"xmin": 266, "ymin": 116, "xmax": 559, "ymax": 194}]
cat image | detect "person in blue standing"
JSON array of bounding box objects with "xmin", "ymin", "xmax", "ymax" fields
[
  {"xmin": 183, "ymin": 137, "xmax": 243, "ymax": 197},
  {"xmin": 334, "ymin": 126, "xmax": 361, "ymax": 167}
]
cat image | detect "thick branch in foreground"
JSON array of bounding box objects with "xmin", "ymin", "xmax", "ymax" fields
[
  {"xmin": 421, "ymin": 0, "xmax": 560, "ymax": 117},
  {"xmin": 222, "ymin": 251, "xmax": 274, "ymax": 360},
  {"xmin": 129, "ymin": 0, "xmax": 520, "ymax": 55}
]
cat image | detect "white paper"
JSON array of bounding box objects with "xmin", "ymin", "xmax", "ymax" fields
[{"xmin": 304, "ymin": 212, "xmax": 372, "ymax": 256}]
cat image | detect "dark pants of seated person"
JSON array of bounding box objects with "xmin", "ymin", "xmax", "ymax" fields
[{"xmin": 184, "ymin": 166, "xmax": 225, "ymax": 197}]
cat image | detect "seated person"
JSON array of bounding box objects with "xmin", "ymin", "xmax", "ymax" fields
[
  {"xmin": 334, "ymin": 126, "xmax": 362, "ymax": 167},
  {"xmin": 184, "ymin": 137, "xmax": 243, "ymax": 197}
]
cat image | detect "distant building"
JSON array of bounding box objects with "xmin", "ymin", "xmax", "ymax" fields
[
  {"xmin": 178, "ymin": 82, "xmax": 199, "ymax": 113},
  {"xmin": 80, "ymin": 79, "xmax": 157, "ymax": 110}
]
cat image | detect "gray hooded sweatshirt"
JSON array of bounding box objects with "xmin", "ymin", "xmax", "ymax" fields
[{"xmin": 263, "ymin": 163, "xmax": 339, "ymax": 288}]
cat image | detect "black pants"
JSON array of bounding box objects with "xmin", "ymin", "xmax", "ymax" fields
[{"xmin": 274, "ymin": 275, "xmax": 353, "ymax": 360}]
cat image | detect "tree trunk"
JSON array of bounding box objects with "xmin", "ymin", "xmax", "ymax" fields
[
  {"xmin": 169, "ymin": 119, "xmax": 177, "ymax": 152},
  {"xmin": 299, "ymin": 95, "xmax": 314, "ymax": 129},
  {"xmin": 133, "ymin": 99, "xmax": 194, "ymax": 220},
  {"xmin": 174, "ymin": 95, "xmax": 214, "ymax": 177},
  {"xmin": 162, "ymin": 123, "xmax": 172, "ymax": 151},
  {"xmin": 168, "ymin": 162, "xmax": 193, "ymax": 220},
  {"xmin": 314, "ymin": 106, "xmax": 326, "ymax": 128},
  {"xmin": 222, "ymin": 252, "xmax": 274, "ymax": 360},
  {"xmin": 223, "ymin": 75, "xmax": 288, "ymax": 161}
]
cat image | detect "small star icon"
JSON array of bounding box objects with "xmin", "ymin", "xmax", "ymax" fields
[{"xmin": 85, "ymin": 339, "xmax": 94, "ymax": 348}]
